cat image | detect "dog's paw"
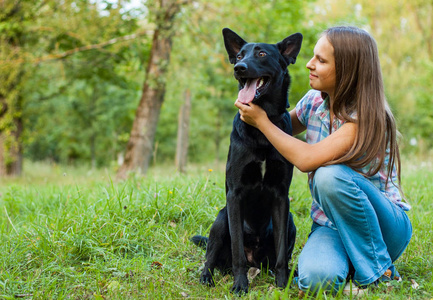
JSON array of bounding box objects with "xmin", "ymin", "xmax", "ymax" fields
[
  {"xmin": 200, "ymin": 271, "xmax": 215, "ymax": 287},
  {"xmin": 231, "ymin": 276, "xmax": 249, "ymax": 295},
  {"xmin": 275, "ymin": 271, "xmax": 289, "ymax": 289},
  {"xmin": 274, "ymin": 267, "xmax": 289, "ymax": 289}
]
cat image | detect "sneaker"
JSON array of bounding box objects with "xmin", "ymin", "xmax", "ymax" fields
[
  {"xmin": 342, "ymin": 282, "xmax": 368, "ymax": 296},
  {"xmin": 379, "ymin": 269, "xmax": 392, "ymax": 282},
  {"xmin": 374, "ymin": 268, "xmax": 401, "ymax": 286},
  {"xmin": 389, "ymin": 266, "xmax": 402, "ymax": 281}
]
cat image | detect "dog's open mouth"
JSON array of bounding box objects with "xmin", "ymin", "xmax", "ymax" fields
[{"xmin": 237, "ymin": 77, "xmax": 270, "ymax": 104}]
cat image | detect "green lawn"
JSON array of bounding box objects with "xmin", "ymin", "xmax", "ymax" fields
[{"xmin": 0, "ymin": 160, "xmax": 431, "ymax": 299}]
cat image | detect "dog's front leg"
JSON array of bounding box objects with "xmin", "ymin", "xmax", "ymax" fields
[
  {"xmin": 272, "ymin": 197, "xmax": 289, "ymax": 289},
  {"xmin": 227, "ymin": 191, "xmax": 249, "ymax": 294}
]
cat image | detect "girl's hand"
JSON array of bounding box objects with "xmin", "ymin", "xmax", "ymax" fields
[{"xmin": 234, "ymin": 100, "xmax": 269, "ymax": 129}]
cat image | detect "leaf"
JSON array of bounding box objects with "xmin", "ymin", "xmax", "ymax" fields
[
  {"xmin": 107, "ymin": 280, "xmax": 121, "ymax": 292},
  {"xmin": 410, "ymin": 279, "xmax": 419, "ymax": 289},
  {"xmin": 247, "ymin": 267, "xmax": 260, "ymax": 283},
  {"xmin": 151, "ymin": 261, "xmax": 163, "ymax": 269}
]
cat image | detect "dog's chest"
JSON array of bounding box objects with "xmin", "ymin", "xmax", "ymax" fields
[{"xmin": 260, "ymin": 159, "xmax": 266, "ymax": 179}]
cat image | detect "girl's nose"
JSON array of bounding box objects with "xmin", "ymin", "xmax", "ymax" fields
[{"xmin": 306, "ymin": 58, "xmax": 314, "ymax": 70}]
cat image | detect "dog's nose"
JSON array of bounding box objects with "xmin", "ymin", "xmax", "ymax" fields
[{"xmin": 234, "ymin": 62, "xmax": 248, "ymax": 73}]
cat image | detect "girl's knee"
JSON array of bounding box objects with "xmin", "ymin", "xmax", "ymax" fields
[
  {"xmin": 314, "ymin": 165, "xmax": 345, "ymax": 186},
  {"xmin": 298, "ymin": 267, "xmax": 345, "ymax": 293},
  {"xmin": 313, "ymin": 165, "xmax": 345, "ymax": 196},
  {"xmin": 313, "ymin": 165, "xmax": 356, "ymax": 200}
]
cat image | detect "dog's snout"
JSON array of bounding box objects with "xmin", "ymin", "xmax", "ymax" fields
[{"xmin": 234, "ymin": 62, "xmax": 248, "ymax": 73}]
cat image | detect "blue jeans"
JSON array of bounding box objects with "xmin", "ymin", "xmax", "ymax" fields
[{"xmin": 298, "ymin": 165, "xmax": 412, "ymax": 293}]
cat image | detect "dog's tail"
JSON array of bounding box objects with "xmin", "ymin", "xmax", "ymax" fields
[{"xmin": 190, "ymin": 235, "xmax": 208, "ymax": 249}]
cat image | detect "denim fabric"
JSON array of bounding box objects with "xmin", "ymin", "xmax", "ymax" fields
[{"xmin": 298, "ymin": 165, "xmax": 412, "ymax": 293}]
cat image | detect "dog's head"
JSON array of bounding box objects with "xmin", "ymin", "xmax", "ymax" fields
[{"xmin": 222, "ymin": 28, "xmax": 302, "ymax": 115}]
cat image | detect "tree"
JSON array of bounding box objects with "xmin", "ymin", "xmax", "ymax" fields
[
  {"xmin": 2, "ymin": 0, "xmax": 146, "ymax": 171},
  {"xmin": 0, "ymin": 0, "xmax": 34, "ymax": 176},
  {"xmin": 117, "ymin": 0, "xmax": 187, "ymax": 178}
]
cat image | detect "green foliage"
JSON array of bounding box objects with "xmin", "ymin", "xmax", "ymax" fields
[
  {"xmin": 1, "ymin": 0, "xmax": 432, "ymax": 170},
  {"xmin": 0, "ymin": 0, "xmax": 29, "ymax": 169},
  {"xmin": 305, "ymin": 0, "xmax": 433, "ymax": 155},
  {"xmin": 16, "ymin": 0, "xmax": 146, "ymax": 166},
  {"xmin": 0, "ymin": 160, "xmax": 431, "ymax": 299},
  {"xmin": 157, "ymin": 0, "xmax": 317, "ymax": 164}
]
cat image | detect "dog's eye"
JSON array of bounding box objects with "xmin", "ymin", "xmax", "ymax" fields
[
  {"xmin": 236, "ymin": 54, "xmax": 243, "ymax": 60},
  {"xmin": 258, "ymin": 51, "xmax": 267, "ymax": 57}
]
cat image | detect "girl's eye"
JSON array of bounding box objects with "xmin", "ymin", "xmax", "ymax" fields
[
  {"xmin": 316, "ymin": 56, "xmax": 325, "ymax": 63},
  {"xmin": 236, "ymin": 54, "xmax": 243, "ymax": 60},
  {"xmin": 258, "ymin": 51, "xmax": 267, "ymax": 57}
]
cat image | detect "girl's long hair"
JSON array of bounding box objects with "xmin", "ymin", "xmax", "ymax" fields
[{"xmin": 321, "ymin": 26, "xmax": 401, "ymax": 190}]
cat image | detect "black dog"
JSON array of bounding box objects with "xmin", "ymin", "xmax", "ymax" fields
[{"xmin": 191, "ymin": 28, "xmax": 302, "ymax": 294}]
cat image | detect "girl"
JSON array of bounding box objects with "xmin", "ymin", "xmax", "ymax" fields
[{"xmin": 234, "ymin": 26, "xmax": 412, "ymax": 295}]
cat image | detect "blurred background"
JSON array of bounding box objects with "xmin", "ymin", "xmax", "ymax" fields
[{"xmin": 1, "ymin": 0, "xmax": 432, "ymax": 177}]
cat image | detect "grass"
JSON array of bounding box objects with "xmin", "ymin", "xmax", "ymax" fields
[{"xmin": 0, "ymin": 159, "xmax": 432, "ymax": 299}]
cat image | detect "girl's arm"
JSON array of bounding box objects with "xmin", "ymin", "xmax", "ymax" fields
[
  {"xmin": 289, "ymin": 109, "xmax": 306, "ymax": 136},
  {"xmin": 235, "ymin": 100, "xmax": 357, "ymax": 173}
]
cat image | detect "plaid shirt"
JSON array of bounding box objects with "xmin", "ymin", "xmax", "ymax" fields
[{"xmin": 296, "ymin": 90, "xmax": 411, "ymax": 228}]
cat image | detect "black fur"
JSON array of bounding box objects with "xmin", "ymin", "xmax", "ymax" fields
[{"xmin": 191, "ymin": 28, "xmax": 302, "ymax": 294}]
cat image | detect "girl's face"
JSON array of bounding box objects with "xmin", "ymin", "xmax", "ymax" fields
[{"xmin": 306, "ymin": 36, "xmax": 336, "ymax": 100}]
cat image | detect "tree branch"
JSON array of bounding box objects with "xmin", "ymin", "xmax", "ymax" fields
[{"xmin": 1, "ymin": 30, "xmax": 153, "ymax": 65}]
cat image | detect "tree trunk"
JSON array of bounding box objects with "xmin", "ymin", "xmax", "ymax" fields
[
  {"xmin": 0, "ymin": 133, "xmax": 6, "ymax": 176},
  {"xmin": 7, "ymin": 116, "xmax": 23, "ymax": 176},
  {"xmin": 0, "ymin": 2, "xmax": 24, "ymax": 177},
  {"xmin": 0, "ymin": 109, "xmax": 23, "ymax": 177},
  {"xmin": 117, "ymin": 0, "xmax": 182, "ymax": 179},
  {"xmin": 175, "ymin": 89, "xmax": 191, "ymax": 173},
  {"xmin": 0, "ymin": 67, "xmax": 23, "ymax": 177}
]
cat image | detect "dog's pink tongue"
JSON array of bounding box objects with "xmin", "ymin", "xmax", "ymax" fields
[{"xmin": 237, "ymin": 79, "xmax": 258, "ymax": 104}]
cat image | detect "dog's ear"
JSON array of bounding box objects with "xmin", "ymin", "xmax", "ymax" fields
[
  {"xmin": 277, "ymin": 33, "xmax": 303, "ymax": 65},
  {"xmin": 222, "ymin": 28, "xmax": 248, "ymax": 64}
]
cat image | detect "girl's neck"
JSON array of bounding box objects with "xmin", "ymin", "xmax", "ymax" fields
[{"xmin": 328, "ymin": 94, "xmax": 334, "ymax": 109}]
